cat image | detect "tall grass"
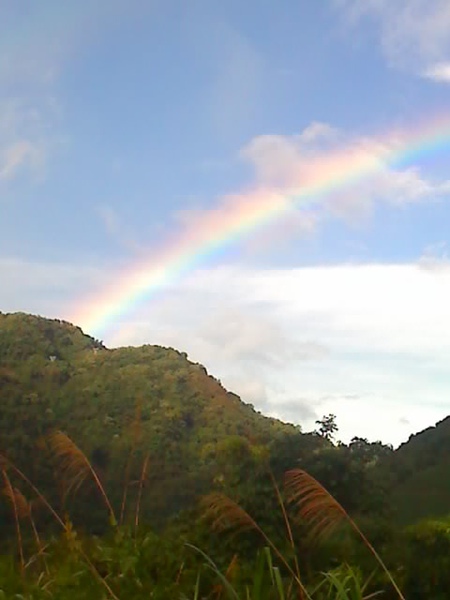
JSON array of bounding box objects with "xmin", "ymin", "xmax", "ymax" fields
[
  {"xmin": 0, "ymin": 450, "xmax": 120, "ymax": 599},
  {"xmin": 285, "ymin": 469, "xmax": 405, "ymax": 599},
  {"xmin": 202, "ymin": 468, "xmax": 405, "ymax": 600},
  {"xmin": 48, "ymin": 430, "xmax": 117, "ymax": 525},
  {"xmin": 134, "ymin": 451, "xmax": 150, "ymax": 535},
  {"xmin": 2, "ymin": 470, "xmax": 24, "ymax": 571},
  {"xmin": 0, "ymin": 437, "xmax": 407, "ymax": 600}
]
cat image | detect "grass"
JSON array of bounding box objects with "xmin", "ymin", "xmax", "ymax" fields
[
  {"xmin": 202, "ymin": 468, "xmax": 405, "ymax": 600},
  {"xmin": 0, "ymin": 434, "xmax": 410, "ymax": 600}
]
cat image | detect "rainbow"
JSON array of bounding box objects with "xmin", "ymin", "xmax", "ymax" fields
[{"xmin": 70, "ymin": 114, "xmax": 450, "ymax": 337}]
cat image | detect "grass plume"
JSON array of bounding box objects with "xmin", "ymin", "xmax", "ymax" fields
[
  {"xmin": 203, "ymin": 492, "xmax": 311, "ymax": 599},
  {"xmin": 48, "ymin": 431, "xmax": 116, "ymax": 525},
  {"xmin": 2, "ymin": 481, "xmax": 47, "ymax": 570},
  {"xmin": 134, "ymin": 451, "xmax": 150, "ymax": 534},
  {"xmin": 0, "ymin": 452, "xmax": 120, "ymax": 600},
  {"xmin": 2, "ymin": 470, "xmax": 25, "ymax": 570},
  {"xmin": 284, "ymin": 469, "xmax": 348, "ymax": 542},
  {"xmin": 285, "ymin": 468, "xmax": 405, "ymax": 600}
]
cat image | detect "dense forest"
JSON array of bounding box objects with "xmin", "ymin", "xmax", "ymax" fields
[{"xmin": 0, "ymin": 311, "xmax": 449, "ymax": 599}]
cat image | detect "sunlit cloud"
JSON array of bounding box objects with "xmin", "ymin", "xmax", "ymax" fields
[{"xmin": 423, "ymin": 61, "xmax": 450, "ymax": 82}]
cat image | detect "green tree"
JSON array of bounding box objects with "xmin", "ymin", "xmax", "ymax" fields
[{"xmin": 315, "ymin": 414, "xmax": 338, "ymax": 441}]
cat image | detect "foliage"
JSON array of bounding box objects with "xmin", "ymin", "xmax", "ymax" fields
[
  {"xmin": 382, "ymin": 416, "xmax": 450, "ymax": 523},
  {"xmin": 315, "ymin": 415, "xmax": 338, "ymax": 442},
  {"xmin": 0, "ymin": 312, "xmax": 295, "ymax": 529},
  {"xmin": 400, "ymin": 517, "xmax": 450, "ymax": 598},
  {"xmin": 0, "ymin": 311, "xmax": 449, "ymax": 598}
]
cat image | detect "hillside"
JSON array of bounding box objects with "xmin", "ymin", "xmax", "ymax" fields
[
  {"xmin": 385, "ymin": 416, "xmax": 450, "ymax": 523},
  {"xmin": 1, "ymin": 311, "xmax": 449, "ymax": 532},
  {"xmin": 0, "ymin": 311, "xmax": 299, "ymax": 528}
]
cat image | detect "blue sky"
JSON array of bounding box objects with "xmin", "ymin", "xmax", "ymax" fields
[{"xmin": 2, "ymin": 0, "xmax": 450, "ymax": 445}]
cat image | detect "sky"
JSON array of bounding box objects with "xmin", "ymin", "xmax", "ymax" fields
[{"xmin": 2, "ymin": 0, "xmax": 450, "ymax": 446}]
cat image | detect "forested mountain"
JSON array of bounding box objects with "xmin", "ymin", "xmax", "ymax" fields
[
  {"xmin": 1, "ymin": 311, "xmax": 449, "ymax": 598},
  {"xmin": 0, "ymin": 311, "xmax": 448, "ymax": 530},
  {"xmin": 386, "ymin": 416, "xmax": 450, "ymax": 523},
  {"xmin": 0, "ymin": 311, "xmax": 299, "ymax": 528}
]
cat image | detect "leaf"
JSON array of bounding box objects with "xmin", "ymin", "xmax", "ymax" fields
[{"xmin": 185, "ymin": 544, "xmax": 240, "ymax": 600}]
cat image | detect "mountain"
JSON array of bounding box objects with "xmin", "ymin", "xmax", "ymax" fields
[
  {"xmin": 384, "ymin": 416, "xmax": 450, "ymax": 524},
  {"xmin": 0, "ymin": 311, "xmax": 448, "ymax": 532},
  {"xmin": 0, "ymin": 311, "xmax": 298, "ymax": 528}
]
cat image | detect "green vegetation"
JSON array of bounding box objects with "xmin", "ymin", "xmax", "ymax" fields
[
  {"xmin": 0, "ymin": 311, "xmax": 449, "ymax": 598},
  {"xmin": 0, "ymin": 311, "xmax": 296, "ymax": 529}
]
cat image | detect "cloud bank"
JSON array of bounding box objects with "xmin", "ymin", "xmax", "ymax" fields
[{"xmin": 2, "ymin": 256, "xmax": 449, "ymax": 446}]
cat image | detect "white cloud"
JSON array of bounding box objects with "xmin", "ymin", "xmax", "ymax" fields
[
  {"xmin": 298, "ymin": 122, "xmax": 339, "ymax": 144},
  {"xmin": 0, "ymin": 97, "xmax": 61, "ymax": 188},
  {"xmin": 159, "ymin": 122, "xmax": 450, "ymax": 272},
  {"xmin": 335, "ymin": 0, "xmax": 450, "ymax": 75},
  {"xmin": 167, "ymin": 120, "xmax": 450, "ymax": 261},
  {"xmin": 0, "ymin": 4, "xmax": 69, "ymax": 188},
  {"xmin": 2, "ymin": 256, "xmax": 450, "ymax": 446},
  {"xmin": 92, "ymin": 260, "xmax": 450, "ymax": 446},
  {"xmin": 239, "ymin": 123, "xmax": 450, "ymax": 227},
  {"xmin": 418, "ymin": 241, "xmax": 450, "ymax": 271},
  {"xmin": 239, "ymin": 123, "xmax": 341, "ymax": 187},
  {"xmin": 195, "ymin": 308, "xmax": 330, "ymax": 365},
  {"xmin": 0, "ymin": 3, "xmax": 139, "ymax": 188},
  {"xmin": 423, "ymin": 61, "xmax": 450, "ymax": 82}
]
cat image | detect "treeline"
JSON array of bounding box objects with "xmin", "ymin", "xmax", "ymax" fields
[{"xmin": 0, "ymin": 427, "xmax": 449, "ymax": 599}]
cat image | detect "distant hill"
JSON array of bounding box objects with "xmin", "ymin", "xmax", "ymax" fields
[{"xmin": 383, "ymin": 416, "xmax": 450, "ymax": 524}]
